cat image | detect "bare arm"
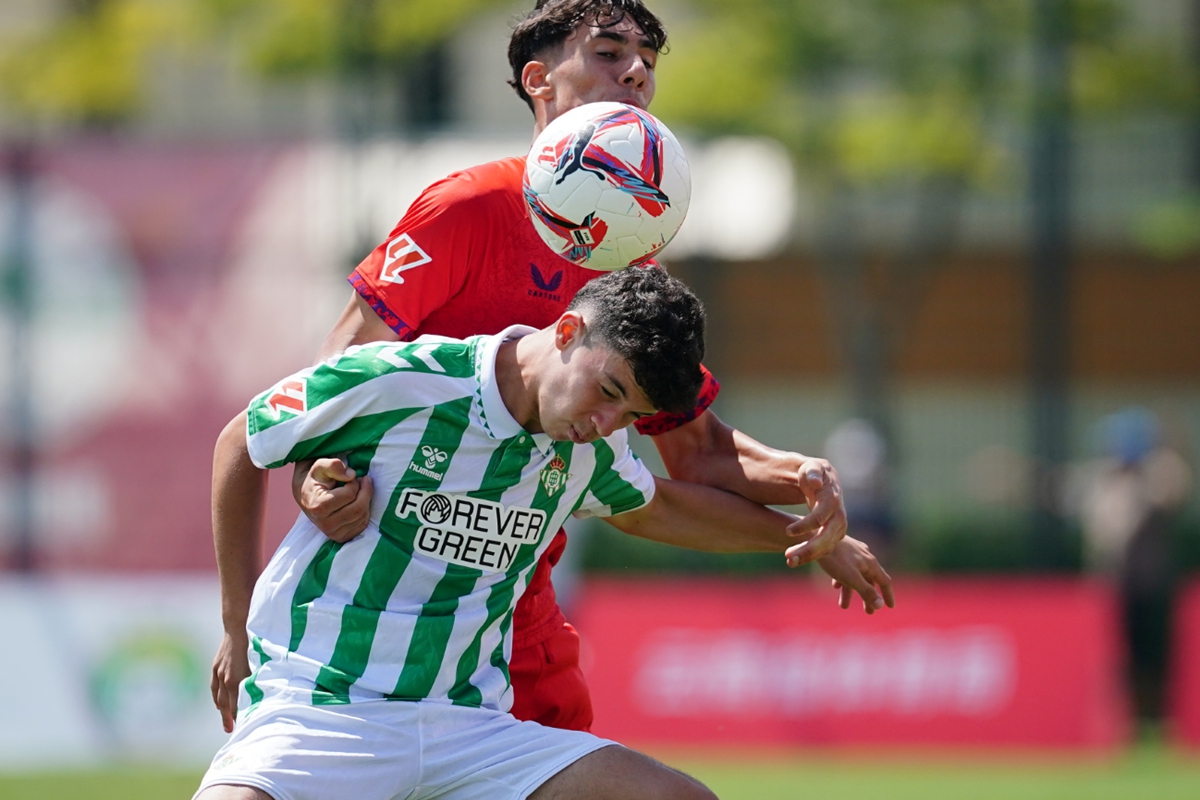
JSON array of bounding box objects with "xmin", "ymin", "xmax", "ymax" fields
[
  {"xmin": 608, "ymin": 476, "xmax": 892, "ymax": 612},
  {"xmin": 653, "ymin": 410, "xmax": 806, "ymax": 504},
  {"xmin": 316, "ymin": 291, "xmax": 401, "ymax": 362},
  {"xmin": 610, "ymin": 476, "xmax": 808, "ymax": 562},
  {"xmin": 209, "ymin": 411, "xmax": 268, "ymax": 733},
  {"xmin": 650, "ymin": 409, "xmax": 847, "ymax": 564}
]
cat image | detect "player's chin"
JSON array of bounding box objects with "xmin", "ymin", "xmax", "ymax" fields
[
  {"xmin": 564, "ymin": 423, "xmax": 599, "ymax": 444},
  {"xmin": 546, "ymin": 423, "xmax": 580, "ymax": 444}
]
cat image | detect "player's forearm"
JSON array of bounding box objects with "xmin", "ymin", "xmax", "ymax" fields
[
  {"xmin": 608, "ymin": 476, "xmax": 798, "ymax": 553},
  {"xmin": 315, "ymin": 292, "xmax": 400, "ymax": 363},
  {"xmin": 653, "ymin": 411, "xmax": 808, "ymax": 506},
  {"xmin": 212, "ymin": 412, "xmax": 268, "ymax": 634}
]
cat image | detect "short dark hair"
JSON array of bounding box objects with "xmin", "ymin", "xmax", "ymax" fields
[
  {"xmin": 568, "ymin": 267, "xmax": 704, "ymax": 414},
  {"xmin": 507, "ymin": 0, "xmax": 669, "ymax": 112}
]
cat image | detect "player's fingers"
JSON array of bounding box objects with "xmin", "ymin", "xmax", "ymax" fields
[
  {"xmin": 876, "ymin": 565, "xmax": 896, "ymax": 608},
  {"xmin": 217, "ymin": 678, "xmax": 235, "ymax": 733},
  {"xmin": 788, "ymin": 463, "xmax": 834, "ymax": 529},
  {"xmin": 315, "ymin": 497, "xmax": 369, "ymax": 538},
  {"xmin": 785, "ymin": 524, "xmax": 843, "ymax": 565},
  {"xmin": 359, "ymin": 475, "xmax": 374, "ymax": 503},
  {"xmin": 785, "ymin": 537, "xmax": 823, "ymax": 567},
  {"xmin": 788, "ymin": 500, "xmax": 847, "ymax": 550},
  {"xmin": 842, "ymin": 569, "xmax": 883, "ymax": 614},
  {"xmin": 339, "ymin": 476, "xmax": 373, "ymax": 524},
  {"xmin": 785, "ymin": 513, "xmax": 821, "ymax": 538},
  {"xmin": 327, "ymin": 516, "xmax": 368, "ymax": 543},
  {"xmin": 839, "ymin": 583, "xmax": 852, "ymax": 609},
  {"xmin": 323, "ymin": 477, "xmax": 375, "ymax": 541},
  {"xmin": 307, "ymin": 478, "xmax": 361, "ymax": 516},
  {"xmin": 210, "ymin": 665, "xmax": 221, "ymax": 709},
  {"xmin": 310, "ymin": 458, "xmax": 356, "ymax": 487},
  {"xmin": 797, "ymin": 461, "xmax": 828, "ymax": 497}
]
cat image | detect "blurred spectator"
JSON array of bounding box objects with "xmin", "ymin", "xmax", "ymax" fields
[
  {"xmin": 1068, "ymin": 407, "xmax": 1193, "ymax": 720},
  {"xmin": 824, "ymin": 418, "xmax": 897, "ymax": 564}
]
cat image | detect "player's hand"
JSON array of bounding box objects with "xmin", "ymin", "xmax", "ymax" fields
[
  {"xmin": 814, "ymin": 536, "xmax": 895, "ymax": 614},
  {"xmin": 783, "ymin": 458, "xmax": 847, "ymax": 565},
  {"xmin": 210, "ymin": 630, "xmax": 251, "ymax": 733},
  {"xmin": 293, "ymin": 457, "xmax": 373, "ymax": 543}
]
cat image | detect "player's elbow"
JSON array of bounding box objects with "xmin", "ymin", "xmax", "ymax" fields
[{"xmin": 653, "ymin": 412, "xmax": 727, "ymax": 486}]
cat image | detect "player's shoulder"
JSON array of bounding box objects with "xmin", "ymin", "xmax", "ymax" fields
[
  {"xmin": 332, "ymin": 336, "xmax": 480, "ymax": 380},
  {"xmin": 427, "ymin": 156, "xmax": 525, "ymax": 209},
  {"xmin": 455, "ymin": 156, "xmax": 526, "ymax": 187}
]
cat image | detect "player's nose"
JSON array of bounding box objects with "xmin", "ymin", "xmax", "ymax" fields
[
  {"xmin": 591, "ymin": 408, "xmax": 621, "ymax": 438},
  {"xmin": 621, "ymin": 57, "xmax": 648, "ymax": 89}
]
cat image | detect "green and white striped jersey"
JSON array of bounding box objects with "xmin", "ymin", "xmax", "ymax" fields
[{"xmin": 239, "ymin": 326, "xmax": 654, "ymax": 713}]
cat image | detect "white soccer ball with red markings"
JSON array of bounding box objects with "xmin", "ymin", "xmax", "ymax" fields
[{"xmin": 523, "ymin": 101, "xmax": 691, "ymax": 271}]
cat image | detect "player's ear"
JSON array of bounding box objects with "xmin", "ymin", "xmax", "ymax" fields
[
  {"xmin": 523, "ymin": 60, "xmax": 553, "ymax": 103},
  {"xmin": 554, "ymin": 312, "xmax": 585, "ymax": 351}
]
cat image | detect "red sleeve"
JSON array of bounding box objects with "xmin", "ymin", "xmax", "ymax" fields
[
  {"xmin": 634, "ymin": 364, "xmax": 720, "ymax": 437},
  {"xmin": 348, "ymin": 168, "xmax": 502, "ymax": 339}
]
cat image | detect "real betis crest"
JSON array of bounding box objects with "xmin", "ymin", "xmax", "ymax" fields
[{"xmin": 540, "ymin": 454, "xmax": 570, "ymax": 497}]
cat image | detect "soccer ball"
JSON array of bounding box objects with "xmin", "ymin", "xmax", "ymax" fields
[{"xmin": 523, "ymin": 102, "xmax": 691, "ymax": 270}]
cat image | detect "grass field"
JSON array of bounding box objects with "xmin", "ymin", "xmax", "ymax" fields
[{"xmin": 3, "ymin": 743, "xmax": 1199, "ymax": 800}]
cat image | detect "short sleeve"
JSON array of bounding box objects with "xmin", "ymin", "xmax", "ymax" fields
[
  {"xmin": 348, "ymin": 168, "xmax": 506, "ymax": 340},
  {"xmin": 633, "ymin": 364, "xmax": 721, "ymax": 437},
  {"xmin": 574, "ymin": 430, "xmax": 657, "ymax": 518},
  {"xmin": 244, "ymin": 341, "xmax": 471, "ymax": 469}
]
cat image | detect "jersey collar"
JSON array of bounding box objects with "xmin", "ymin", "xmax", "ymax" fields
[{"xmin": 477, "ymin": 325, "xmax": 555, "ymax": 455}]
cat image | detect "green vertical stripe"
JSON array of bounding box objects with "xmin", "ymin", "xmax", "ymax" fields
[
  {"xmin": 443, "ymin": 439, "xmax": 536, "ymax": 705},
  {"xmin": 312, "ymin": 398, "xmax": 472, "ymax": 704},
  {"xmin": 243, "ymin": 635, "xmax": 270, "ymax": 713},
  {"xmin": 289, "ymin": 540, "xmax": 341, "ymax": 652},
  {"xmin": 473, "ymin": 441, "xmax": 579, "ymax": 705},
  {"xmin": 284, "ymin": 410, "xmax": 412, "ymax": 652},
  {"xmin": 389, "ymin": 568, "xmax": 472, "ymax": 700}
]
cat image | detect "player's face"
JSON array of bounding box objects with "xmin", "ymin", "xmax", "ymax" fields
[
  {"xmin": 545, "ymin": 18, "xmax": 658, "ymax": 118},
  {"xmin": 538, "ymin": 328, "xmax": 656, "ymax": 444}
]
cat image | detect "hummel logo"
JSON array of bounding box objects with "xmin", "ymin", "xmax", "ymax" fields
[
  {"xmin": 409, "ymin": 445, "xmax": 449, "ymax": 481},
  {"xmin": 421, "ymin": 445, "xmax": 448, "ymax": 470}
]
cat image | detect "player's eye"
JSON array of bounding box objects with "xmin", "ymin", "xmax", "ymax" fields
[{"xmin": 601, "ymin": 386, "xmax": 617, "ymax": 400}]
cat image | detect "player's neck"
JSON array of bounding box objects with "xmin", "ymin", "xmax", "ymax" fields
[{"xmin": 495, "ymin": 333, "xmax": 547, "ymax": 434}]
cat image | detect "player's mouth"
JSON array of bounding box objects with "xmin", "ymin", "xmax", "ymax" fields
[{"xmin": 568, "ymin": 425, "xmax": 592, "ymax": 444}]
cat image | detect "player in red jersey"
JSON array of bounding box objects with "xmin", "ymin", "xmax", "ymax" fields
[{"xmin": 210, "ymin": 0, "xmax": 894, "ymax": 736}]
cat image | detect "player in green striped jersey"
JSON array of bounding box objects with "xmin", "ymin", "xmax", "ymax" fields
[{"xmin": 202, "ymin": 268, "xmax": 856, "ymax": 799}]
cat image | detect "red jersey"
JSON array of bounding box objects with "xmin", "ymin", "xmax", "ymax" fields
[{"xmin": 349, "ymin": 156, "xmax": 718, "ymax": 649}]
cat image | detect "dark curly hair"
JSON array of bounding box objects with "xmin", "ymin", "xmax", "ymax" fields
[
  {"xmin": 507, "ymin": 0, "xmax": 669, "ymax": 112},
  {"xmin": 567, "ymin": 267, "xmax": 704, "ymax": 414}
]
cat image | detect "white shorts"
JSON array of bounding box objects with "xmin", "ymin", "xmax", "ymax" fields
[{"xmin": 195, "ymin": 698, "xmax": 615, "ymax": 800}]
